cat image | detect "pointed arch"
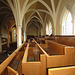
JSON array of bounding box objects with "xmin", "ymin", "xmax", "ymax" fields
[
  {"xmin": 26, "ymin": 9, "xmax": 51, "ymax": 18},
  {"xmin": 60, "ymin": 5, "xmax": 73, "ymax": 25},
  {"xmin": 26, "ymin": 16, "xmax": 43, "ymax": 29},
  {"xmin": 60, "ymin": 6, "xmax": 73, "ymax": 35},
  {"xmin": 72, "ymin": 3, "xmax": 75, "ymax": 18},
  {"xmin": 22, "ymin": 0, "xmax": 53, "ymax": 21}
]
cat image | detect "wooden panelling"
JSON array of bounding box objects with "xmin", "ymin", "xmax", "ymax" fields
[
  {"xmin": 47, "ymin": 41, "xmax": 66, "ymax": 55},
  {"xmin": 0, "ymin": 42, "xmax": 25, "ymax": 74},
  {"xmin": 24, "ymin": 62, "xmax": 41, "ymax": 75},
  {"xmin": 47, "ymin": 47, "xmax": 75, "ymax": 68},
  {"xmin": 40, "ymin": 54, "xmax": 47, "ymax": 75},
  {"xmin": 22, "ymin": 41, "xmax": 47, "ymax": 75},
  {"xmin": 48, "ymin": 66, "xmax": 75, "ymax": 75},
  {"xmin": 7, "ymin": 66, "xmax": 18, "ymax": 75}
]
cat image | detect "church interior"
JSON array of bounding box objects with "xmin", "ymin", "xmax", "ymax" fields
[{"xmin": 0, "ymin": 0, "xmax": 75, "ymax": 75}]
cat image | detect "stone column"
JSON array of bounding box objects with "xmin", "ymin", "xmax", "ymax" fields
[
  {"xmin": 72, "ymin": 19, "xmax": 75, "ymax": 34},
  {"xmin": 17, "ymin": 25, "xmax": 22, "ymax": 47},
  {"xmin": 39, "ymin": 28, "xmax": 41, "ymax": 36},
  {"xmin": 8, "ymin": 31, "xmax": 10, "ymax": 47},
  {"xmin": 23, "ymin": 31, "xmax": 26, "ymax": 42},
  {"xmin": 43, "ymin": 26, "xmax": 46, "ymax": 36},
  {"xmin": 74, "ymin": 20, "xmax": 75, "ymax": 34},
  {"xmin": 0, "ymin": 34, "xmax": 2, "ymax": 52}
]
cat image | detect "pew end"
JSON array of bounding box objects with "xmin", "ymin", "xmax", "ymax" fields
[
  {"xmin": 48, "ymin": 66, "xmax": 75, "ymax": 75},
  {"xmin": 7, "ymin": 66, "xmax": 18, "ymax": 75}
]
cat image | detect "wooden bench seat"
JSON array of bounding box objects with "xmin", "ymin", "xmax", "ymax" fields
[
  {"xmin": 1, "ymin": 39, "xmax": 75, "ymax": 75},
  {"xmin": 39, "ymin": 40, "xmax": 66, "ymax": 56},
  {"xmin": 46, "ymin": 41, "xmax": 66, "ymax": 55},
  {"xmin": 0, "ymin": 68, "xmax": 8, "ymax": 75},
  {"xmin": 39, "ymin": 38, "xmax": 45, "ymax": 44},
  {"xmin": 8, "ymin": 52, "xmax": 24, "ymax": 75},
  {"xmin": 43, "ymin": 48, "xmax": 56, "ymax": 55},
  {"xmin": 29, "ymin": 42, "xmax": 35, "ymax": 47},
  {"xmin": 35, "ymin": 40, "xmax": 75, "ymax": 68},
  {"xmin": 0, "ymin": 42, "xmax": 25, "ymax": 75},
  {"xmin": 42, "ymin": 41, "xmax": 75, "ymax": 68},
  {"xmin": 53, "ymin": 36, "xmax": 75, "ymax": 47},
  {"xmin": 22, "ymin": 43, "xmax": 47, "ymax": 75},
  {"xmin": 28, "ymin": 43, "xmax": 44, "ymax": 62},
  {"xmin": 48, "ymin": 66, "xmax": 75, "ymax": 75},
  {"xmin": 33, "ymin": 50, "xmax": 40, "ymax": 61},
  {"xmin": 28, "ymin": 47, "xmax": 35, "ymax": 62}
]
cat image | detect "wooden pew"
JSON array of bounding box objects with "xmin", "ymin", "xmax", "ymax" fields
[
  {"xmin": 35, "ymin": 40, "xmax": 75, "ymax": 68},
  {"xmin": 22, "ymin": 43, "xmax": 47, "ymax": 75},
  {"xmin": 39, "ymin": 40, "xmax": 65, "ymax": 55},
  {"xmin": 38, "ymin": 36, "xmax": 56, "ymax": 44},
  {"xmin": 8, "ymin": 52, "xmax": 24, "ymax": 75},
  {"xmin": 28, "ymin": 47, "xmax": 41, "ymax": 61},
  {"xmin": 29, "ymin": 42, "xmax": 35, "ymax": 47},
  {"xmin": 0, "ymin": 42, "xmax": 25, "ymax": 75},
  {"xmin": 47, "ymin": 47, "xmax": 75, "ymax": 68},
  {"xmin": 44, "ymin": 36, "xmax": 75, "ymax": 47},
  {"xmin": 34, "ymin": 40, "xmax": 75, "ymax": 75},
  {"xmin": 55, "ymin": 37, "xmax": 75, "ymax": 47},
  {"xmin": 45, "ymin": 36, "xmax": 55, "ymax": 40},
  {"xmin": 48, "ymin": 66, "xmax": 75, "ymax": 75},
  {"xmin": 45, "ymin": 41, "xmax": 66, "ymax": 55},
  {"xmin": 39, "ymin": 38, "xmax": 45, "ymax": 44},
  {"xmin": 7, "ymin": 66, "xmax": 18, "ymax": 75},
  {"xmin": 39, "ymin": 36, "xmax": 75, "ymax": 45}
]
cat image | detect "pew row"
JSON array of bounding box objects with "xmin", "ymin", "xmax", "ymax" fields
[
  {"xmin": 55, "ymin": 37, "xmax": 75, "ymax": 47},
  {"xmin": 7, "ymin": 66, "xmax": 18, "ymax": 75},
  {"xmin": 44, "ymin": 36, "xmax": 75, "ymax": 47},
  {"xmin": 38, "ymin": 38, "xmax": 45, "ymax": 44},
  {"xmin": 35, "ymin": 40, "xmax": 75, "ymax": 68},
  {"xmin": 22, "ymin": 43, "xmax": 47, "ymax": 75},
  {"xmin": 48, "ymin": 66, "xmax": 75, "ymax": 75},
  {"xmin": 38, "ymin": 36, "xmax": 75, "ymax": 46},
  {"xmin": 0, "ymin": 42, "xmax": 26, "ymax": 75},
  {"xmin": 38, "ymin": 36, "xmax": 55, "ymax": 44}
]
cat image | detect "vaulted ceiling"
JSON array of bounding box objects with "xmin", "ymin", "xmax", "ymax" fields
[
  {"xmin": 0, "ymin": 0, "xmax": 15, "ymax": 30},
  {"xmin": 21, "ymin": 0, "xmax": 60, "ymax": 29},
  {"xmin": 0, "ymin": 0, "xmax": 61, "ymax": 30}
]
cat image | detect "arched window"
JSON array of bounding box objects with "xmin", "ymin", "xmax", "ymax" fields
[
  {"xmin": 62, "ymin": 10, "xmax": 73, "ymax": 35},
  {"xmin": 66, "ymin": 12, "xmax": 73, "ymax": 35},
  {"xmin": 46, "ymin": 23, "xmax": 49, "ymax": 35},
  {"xmin": 46, "ymin": 22, "xmax": 52, "ymax": 35},
  {"xmin": 13, "ymin": 29, "xmax": 16, "ymax": 42}
]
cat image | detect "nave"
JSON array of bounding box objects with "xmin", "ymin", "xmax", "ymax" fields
[
  {"xmin": 0, "ymin": 35, "xmax": 75, "ymax": 75},
  {"xmin": 0, "ymin": 0, "xmax": 75, "ymax": 75}
]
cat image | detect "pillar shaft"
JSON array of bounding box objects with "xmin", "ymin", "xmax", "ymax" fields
[
  {"xmin": 8, "ymin": 31, "xmax": 10, "ymax": 47},
  {"xmin": 0, "ymin": 34, "xmax": 2, "ymax": 52},
  {"xmin": 43, "ymin": 27, "xmax": 46, "ymax": 36},
  {"xmin": 72, "ymin": 20, "xmax": 75, "ymax": 34},
  {"xmin": 17, "ymin": 25, "xmax": 22, "ymax": 47},
  {"xmin": 23, "ymin": 31, "xmax": 26, "ymax": 42}
]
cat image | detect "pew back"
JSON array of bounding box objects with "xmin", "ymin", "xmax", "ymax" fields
[
  {"xmin": 45, "ymin": 41, "xmax": 66, "ymax": 55},
  {"xmin": 55, "ymin": 37, "xmax": 75, "ymax": 47},
  {"xmin": 0, "ymin": 42, "xmax": 25, "ymax": 75},
  {"xmin": 48, "ymin": 66, "xmax": 75, "ymax": 75},
  {"xmin": 36, "ymin": 40, "xmax": 75, "ymax": 68},
  {"xmin": 7, "ymin": 66, "xmax": 18, "ymax": 75},
  {"xmin": 47, "ymin": 47, "xmax": 75, "ymax": 68},
  {"xmin": 22, "ymin": 43, "xmax": 47, "ymax": 75}
]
